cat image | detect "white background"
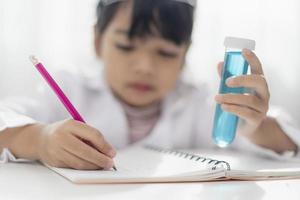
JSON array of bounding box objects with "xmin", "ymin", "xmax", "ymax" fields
[{"xmin": 0, "ymin": 0, "xmax": 299, "ymax": 124}]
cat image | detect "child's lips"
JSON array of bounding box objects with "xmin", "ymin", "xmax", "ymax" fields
[{"xmin": 129, "ymin": 83, "xmax": 154, "ymax": 92}]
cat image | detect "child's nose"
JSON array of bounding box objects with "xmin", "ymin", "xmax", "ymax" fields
[{"xmin": 133, "ymin": 53, "xmax": 154, "ymax": 76}]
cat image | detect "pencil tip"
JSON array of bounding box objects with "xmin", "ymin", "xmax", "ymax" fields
[{"xmin": 29, "ymin": 55, "xmax": 39, "ymax": 65}]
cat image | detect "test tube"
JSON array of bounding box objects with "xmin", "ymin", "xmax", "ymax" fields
[{"xmin": 212, "ymin": 37, "xmax": 256, "ymax": 147}]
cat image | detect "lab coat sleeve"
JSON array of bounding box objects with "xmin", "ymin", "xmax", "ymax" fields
[
  {"xmin": 0, "ymin": 71, "xmax": 72, "ymax": 163},
  {"xmin": 191, "ymin": 84, "xmax": 300, "ymax": 160},
  {"xmin": 230, "ymin": 106, "xmax": 300, "ymax": 161}
]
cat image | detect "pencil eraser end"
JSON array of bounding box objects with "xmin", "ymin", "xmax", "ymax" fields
[{"xmin": 29, "ymin": 55, "xmax": 39, "ymax": 65}]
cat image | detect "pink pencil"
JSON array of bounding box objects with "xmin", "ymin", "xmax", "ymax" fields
[
  {"xmin": 29, "ymin": 56, "xmax": 85, "ymax": 122},
  {"xmin": 29, "ymin": 56, "xmax": 117, "ymax": 171}
]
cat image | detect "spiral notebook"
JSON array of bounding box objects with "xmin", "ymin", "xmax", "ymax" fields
[{"xmin": 48, "ymin": 145, "xmax": 300, "ymax": 184}]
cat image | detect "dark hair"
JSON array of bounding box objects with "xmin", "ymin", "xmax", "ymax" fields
[{"xmin": 96, "ymin": 0, "xmax": 194, "ymax": 45}]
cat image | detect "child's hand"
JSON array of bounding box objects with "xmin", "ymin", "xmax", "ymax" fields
[
  {"xmin": 37, "ymin": 119, "xmax": 116, "ymax": 170},
  {"xmin": 215, "ymin": 49, "xmax": 270, "ymax": 134}
]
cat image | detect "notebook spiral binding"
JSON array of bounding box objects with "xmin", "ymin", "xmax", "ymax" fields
[{"xmin": 145, "ymin": 146, "xmax": 231, "ymax": 171}]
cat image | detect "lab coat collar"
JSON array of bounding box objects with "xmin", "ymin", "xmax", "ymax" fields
[{"xmin": 80, "ymin": 67, "xmax": 199, "ymax": 149}]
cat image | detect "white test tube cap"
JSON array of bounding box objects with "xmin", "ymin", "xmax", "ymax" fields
[{"xmin": 224, "ymin": 36, "xmax": 256, "ymax": 51}]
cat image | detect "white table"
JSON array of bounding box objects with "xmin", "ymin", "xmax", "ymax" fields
[{"xmin": 1, "ymin": 162, "xmax": 300, "ymax": 200}]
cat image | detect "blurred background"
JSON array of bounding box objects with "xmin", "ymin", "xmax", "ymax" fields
[{"xmin": 0, "ymin": 0, "xmax": 299, "ymax": 123}]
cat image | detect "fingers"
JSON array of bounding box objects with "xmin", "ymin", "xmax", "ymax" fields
[
  {"xmin": 226, "ymin": 74, "xmax": 270, "ymax": 101},
  {"xmin": 214, "ymin": 50, "xmax": 270, "ymax": 127},
  {"xmin": 62, "ymin": 132, "xmax": 114, "ymax": 170},
  {"xmin": 66, "ymin": 120, "xmax": 116, "ymax": 158},
  {"xmin": 221, "ymin": 103, "xmax": 265, "ymax": 126},
  {"xmin": 217, "ymin": 49, "xmax": 263, "ymax": 77},
  {"xmin": 242, "ymin": 49, "xmax": 264, "ymax": 75},
  {"xmin": 57, "ymin": 149, "xmax": 101, "ymax": 170},
  {"xmin": 217, "ymin": 62, "xmax": 223, "ymax": 77},
  {"xmin": 215, "ymin": 94, "xmax": 268, "ymax": 114}
]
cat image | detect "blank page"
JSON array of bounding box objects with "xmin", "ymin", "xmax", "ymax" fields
[{"xmin": 49, "ymin": 146, "xmax": 226, "ymax": 183}]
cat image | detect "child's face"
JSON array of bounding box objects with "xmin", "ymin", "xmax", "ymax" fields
[{"xmin": 95, "ymin": 2, "xmax": 189, "ymax": 107}]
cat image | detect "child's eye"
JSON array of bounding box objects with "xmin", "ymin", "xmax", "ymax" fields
[
  {"xmin": 157, "ymin": 49, "xmax": 178, "ymax": 59},
  {"xmin": 115, "ymin": 43, "xmax": 135, "ymax": 52}
]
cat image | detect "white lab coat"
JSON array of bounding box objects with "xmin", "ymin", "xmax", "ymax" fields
[{"xmin": 1, "ymin": 69, "xmax": 300, "ymax": 163}]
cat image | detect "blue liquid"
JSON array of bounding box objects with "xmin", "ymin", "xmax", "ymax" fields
[{"xmin": 212, "ymin": 51, "xmax": 249, "ymax": 147}]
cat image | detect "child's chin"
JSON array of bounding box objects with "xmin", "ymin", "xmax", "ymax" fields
[{"xmin": 124, "ymin": 97, "xmax": 157, "ymax": 108}]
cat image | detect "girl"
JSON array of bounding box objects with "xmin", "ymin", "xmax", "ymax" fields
[{"xmin": 0, "ymin": 0, "xmax": 299, "ymax": 170}]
